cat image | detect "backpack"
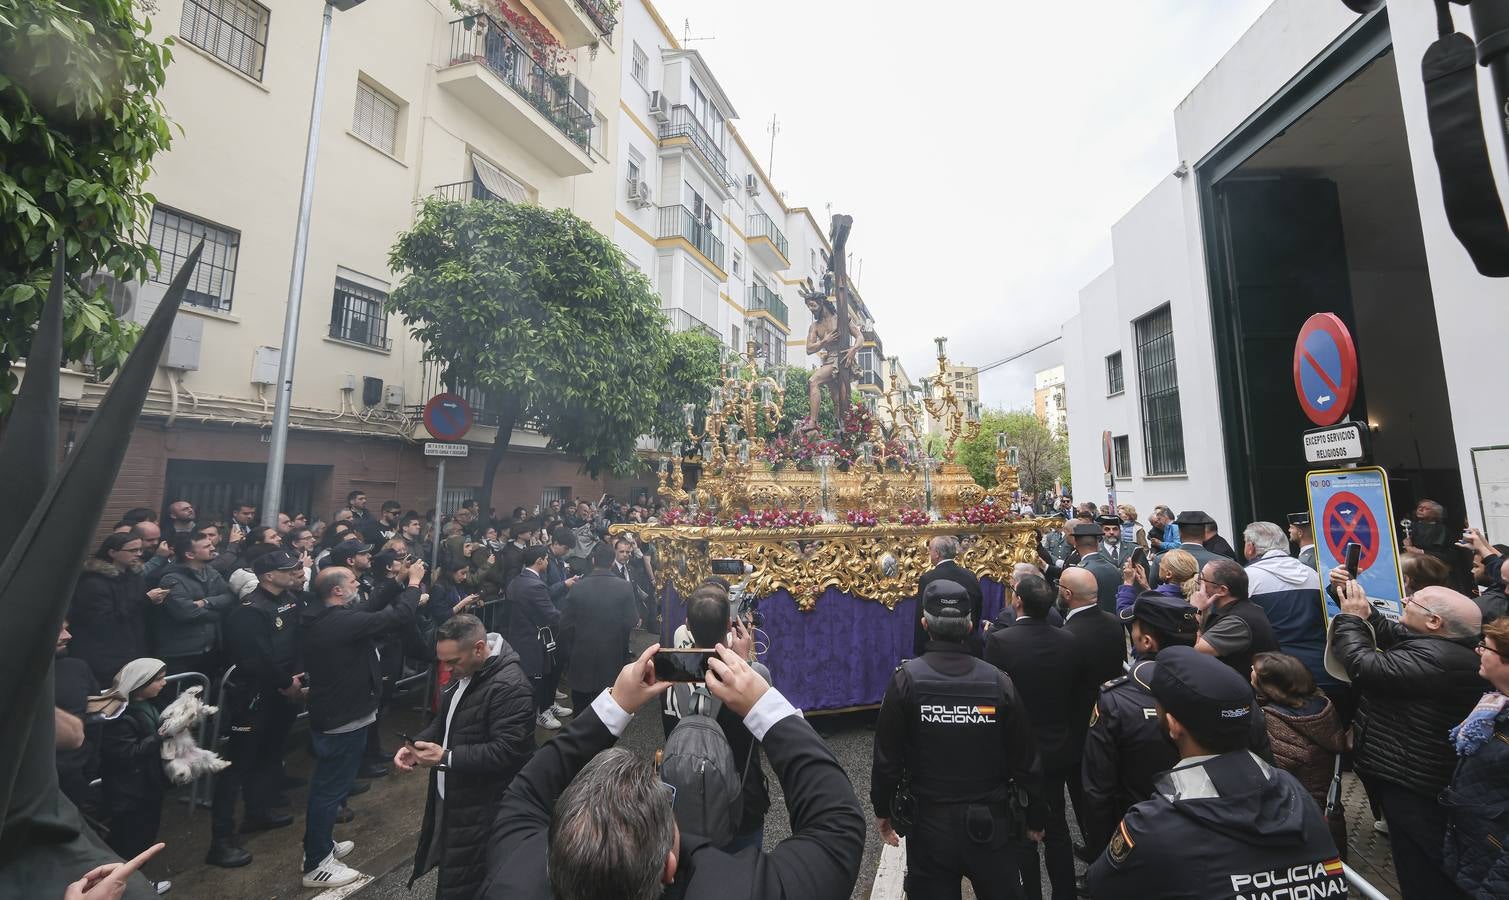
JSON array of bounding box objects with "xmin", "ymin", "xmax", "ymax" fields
[{"xmin": 659, "ymin": 685, "xmax": 753, "ymax": 847}]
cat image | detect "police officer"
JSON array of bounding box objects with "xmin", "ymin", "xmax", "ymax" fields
[
  {"xmin": 872, "ymin": 580, "xmax": 1046, "ymax": 899},
  {"xmin": 1288, "ymin": 512, "xmax": 1316, "ymax": 569},
  {"xmin": 1088, "ymin": 646, "xmax": 1343, "ymax": 899},
  {"xmin": 208, "ymin": 549, "xmax": 307, "ymax": 867},
  {"xmin": 1072, "ymin": 521, "xmax": 1121, "ymax": 612}
]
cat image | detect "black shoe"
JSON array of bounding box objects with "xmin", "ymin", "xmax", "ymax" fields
[
  {"xmin": 279, "ymin": 774, "xmax": 307, "ymax": 789},
  {"xmin": 240, "ymin": 812, "xmax": 294, "ymax": 833},
  {"xmin": 205, "ymin": 840, "xmax": 253, "ymax": 868},
  {"xmin": 357, "ymin": 761, "xmax": 389, "ymax": 779},
  {"xmin": 346, "ymin": 780, "xmax": 371, "ymax": 796},
  {"xmin": 334, "ymin": 804, "xmax": 355, "ymax": 824}
]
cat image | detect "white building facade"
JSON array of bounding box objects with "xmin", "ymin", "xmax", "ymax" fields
[
  {"xmin": 1034, "ymin": 365, "xmax": 1067, "ymax": 440},
  {"xmin": 1063, "ymin": 0, "xmax": 1509, "ymax": 540}
]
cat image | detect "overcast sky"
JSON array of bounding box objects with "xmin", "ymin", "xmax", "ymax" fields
[{"xmin": 648, "ymin": 0, "xmax": 1272, "ymax": 410}]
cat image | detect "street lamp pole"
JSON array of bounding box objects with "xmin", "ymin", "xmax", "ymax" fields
[{"xmin": 261, "ymin": 2, "xmax": 340, "ymax": 526}]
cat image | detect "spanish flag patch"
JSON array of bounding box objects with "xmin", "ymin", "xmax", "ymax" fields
[
  {"xmin": 1322, "ymin": 858, "xmax": 1343, "ymax": 877},
  {"xmin": 975, "ymin": 705, "xmax": 996, "ymax": 715},
  {"xmin": 1108, "ymin": 819, "xmax": 1135, "ymax": 864}
]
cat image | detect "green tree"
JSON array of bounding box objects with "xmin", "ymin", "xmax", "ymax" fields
[
  {"xmin": 388, "ymin": 197, "xmax": 671, "ymax": 504},
  {"xmin": 956, "ymin": 408, "xmax": 1069, "ymax": 496},
  {"xmin": 647, "ymin": 328, "xmax": 723, "ymax": 449},
  {"xmin": 0, "ymin": 0, "xmax": 175, "ymax": 408}
]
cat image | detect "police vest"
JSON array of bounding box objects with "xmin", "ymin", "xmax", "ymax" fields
[
  {"xmin": 249, "ymin": 588, "xmax": 302, "ymax": 672},
  {"xmin": 903, "ymin": 656, "xmax": 1010, "ymax": 804},
  {"xmin": 1203, "ymin": 598, "xmax": 1279, "ymax": 678}
]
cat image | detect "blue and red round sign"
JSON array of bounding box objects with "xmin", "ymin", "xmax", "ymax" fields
[
  {"xmin": 1322, "ymin": 490, "xmax": 1380, "ymax": 573},
  {"xmin": 423, "ymin": 393, "xmax": 473, "ymax": 442},
  {"xmin": 1292, "ymin": 313, "xmax": 1358, "ymax": 427}
]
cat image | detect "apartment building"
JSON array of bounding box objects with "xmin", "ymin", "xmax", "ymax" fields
[
  {"xmin": 612, "ymin": 0, "xmax": 886, "ymax": 392},
  {"xmin": 64, "ymin": 0, "xmax": 643, "ymax": 525},
  {"xmin": 1034, "ymin": 365, "xmax": 1067, "ymax": 439}
]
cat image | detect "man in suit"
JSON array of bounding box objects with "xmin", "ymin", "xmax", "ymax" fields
[
  {"xmin": 985, "ymin": 575, "xmax": 1083, "ymax": 899},
  {"xmin": 912, "ymin": 535, "xmax": 984, "ymax": 658},
  {"xmin": 1149, "ymin": 510, "xmax": 1223, "ymax": 584},
  {"xmin": 1059, "ymin": 566, "xmax": 1128, "ymax": 846},
  {"xmin": 497, "ymin": 521, "xmax": 532, "ymax": 590},
  {"xmin": 1203, "ymin": 517, "xmax": 1239, "ymax": 561},
  {"xmin": 1071, "ymin": 522, "xmax": 1121, "ymax": 612},
  {"xmin": 504, "ymin": 546, "xmax": 570, "ymax": 730},
  {"xmin": 988, "ymin": 563, "xmax": 1064, "ymax": 633},
  {"xmin": 479, "ymin": 645, "xmax": 866, "ymax": 900},
  {"xmin": 558, "ymin": 542, "xmax": 638, "ymax": 714}
]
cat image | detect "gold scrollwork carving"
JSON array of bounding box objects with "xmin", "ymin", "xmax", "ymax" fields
[{"xmin": 614, "ymin": 520, "xmax": 1055, "ymax": 612}]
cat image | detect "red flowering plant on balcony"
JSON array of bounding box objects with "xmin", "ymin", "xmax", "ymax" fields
[{"xmin": 482, "ymin": 0, "xmax": 571, "ymax": 72}]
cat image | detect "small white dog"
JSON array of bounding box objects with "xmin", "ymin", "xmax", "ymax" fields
[{"xmin": 158, "ymin": 686, "xmax": 231, "ymax": 784}]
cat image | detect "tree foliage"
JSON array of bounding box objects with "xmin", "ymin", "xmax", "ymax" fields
[
  {"xmin": 0, "ymin": 0, "xmax": 176, "ymax": 408},
  {"xmin": 647, "ymin": 328, "xmax": 723, "ymax": 450},
  {"xmin": 387, "ymin": 197, "xmax": 671, "ymax": 504},
  {"xmin": 775, "ymin": 366, "xmax": 839, "ymax": 436},
  {"xmin": 956, "ymin": 408, "xmax": 1069, "ymax": 496}
]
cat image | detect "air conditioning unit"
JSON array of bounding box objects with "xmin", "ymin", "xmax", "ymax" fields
[
  {"xmin": 648, "ymin": 90, "xmax": 669, "ymax": 123},
  {"xmin": 81, "ymin": 272, "xmax": 203, "ymax": 370},
  {"xmin": 384, "ymin": 383, "xmax": 405, "ymax": 408},
  {"xmin": 745, "ymin": 173, "xmax": 760, "ymax": 196},
  {"xmin": 79, "ymin": 271, "xmax": 141, "ymax": 322},
  {"xmin": 627, "ymin": 178, "xmax": 653, "ymax": 208}
]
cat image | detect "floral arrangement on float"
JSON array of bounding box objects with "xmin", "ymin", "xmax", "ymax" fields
[{"xmin": 756, "ymin": 402, "xmax": 912, "ymax": 472}]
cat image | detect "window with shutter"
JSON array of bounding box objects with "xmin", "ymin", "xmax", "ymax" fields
[
  {"xmin": 148, "ymin": 206, "xmax": 240, "ymax": 311},
  {"xmin": 471, "ymin": 154, "xmax": 530, "ymax": 203},
  {"xmin": 180, "ymin": 0, "xmax": 270, "ymax": 80},
  {"xmin": 353, "ymin": 82, "xmax": 399, "ymax": 156}
]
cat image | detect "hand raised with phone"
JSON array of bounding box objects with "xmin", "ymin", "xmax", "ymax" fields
[{"xmin": 705, "ymin": 644, "xmax": 769, "ymax": 718}]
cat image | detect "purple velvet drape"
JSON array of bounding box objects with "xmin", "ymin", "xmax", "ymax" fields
[{"xmin": 659, "ymin": 577, "xmax": 1006, "ymax": 712}]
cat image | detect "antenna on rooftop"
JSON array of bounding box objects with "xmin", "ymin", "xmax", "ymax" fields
[{"xmin": 682, "ymin": 18, "xmax": 715, "ymax": 45}]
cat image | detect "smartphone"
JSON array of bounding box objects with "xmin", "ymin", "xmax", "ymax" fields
[
  {"xmin": 1344, "ymin": 542, "xmax": 1362, "ymax": 578},
  {"xmin": 710, "ymin": 558, "xmax": 747, "ymax": 577},
  {"xmin": 1131, "ymin": 547, "xmax": 1149, "ymax": 570},
  {"xmin": 652, "ymin": 649, "xmax": 715, "ymax": 682},
  {"xmin": 393, "ymin": 730, "xmax": 415, "ymax": 745}
]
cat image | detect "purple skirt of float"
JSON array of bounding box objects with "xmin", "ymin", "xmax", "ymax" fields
[{"xmin": 658, "ymin": 578, "xmax": 1006, "ymax": 712}]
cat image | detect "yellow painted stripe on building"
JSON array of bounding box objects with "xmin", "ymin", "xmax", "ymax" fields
[
  {"xmin": 643, "ymin": 0, "xmax": 681, "ymax": 49},
  {"xmin": 720, "ymin": 291, "xmax": 748, "ymax": 316},
  {"xmin": 745, "ymin": 308, "xmax": 790, "ymax": 334},
  {"xmin": 746, "ymin": 235, "xmax": 790, "ymax": 269},
  {"xmin": 659, "ymin": 237, "xmax": 728, "ymax": 282},
  {"xmin": 723, "ymin": 215, "xmax": 748, "ymax": 241},
  {"xmin": 615, "ymin": 211, "xmax": 657, "ymax": 245},
  {"xmin": 620, "ymin": 100, "xmax": 660, "ymax": 146}
]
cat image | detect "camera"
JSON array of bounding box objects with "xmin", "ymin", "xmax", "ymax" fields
[{"xmin": 711, "ymin": 558, "xmax": 762, "ymax": 629}]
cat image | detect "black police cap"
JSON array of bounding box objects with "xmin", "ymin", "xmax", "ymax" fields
[
  {"xmin": 1071, "ymin": 522, "xmax": 1102, "ymax": 538},
  {"xmin": 1150, "ymin": 645, "xmax": 1254, "ymax": 742},
  {"xmin": 1094, "ymin": 514, "xmax": 1122, "ymax": 527},
  {"xmin": 1175, "ymin": 510, "xmax": 1215, "ymax": 527},
  {"xmin": 252, "ymin": 549, "xmax": 303, "ymax": 576},
  {"xmin": 922, "ymin": 579, "xmax": 970, "ymax": 617},
  {"xmin": 1119, "ymin": 590, "xmax": 1199, "ymax": 636},
  {"xmin": 1287, "ymin": 512, "xmax": 1311, "ymax": 527}
]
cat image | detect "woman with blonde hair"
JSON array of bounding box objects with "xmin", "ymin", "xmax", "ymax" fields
[
  {"xmin": 1117, "ymin": 503, "xmax": 1149, "ymax": 549},
  {"xmin": 1117, "ymin": 547, "xmax": 1199, "ymax": 614}
]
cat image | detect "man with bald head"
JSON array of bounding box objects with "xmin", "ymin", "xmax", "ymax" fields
[{"xmin": 1330, "ymin": 577, "xmax": 1485, "ymax": 898}]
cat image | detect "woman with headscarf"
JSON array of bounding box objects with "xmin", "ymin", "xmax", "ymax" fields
[{"xmin": 99, "ymin": 658, "xmax": 172, "ymax": 895}]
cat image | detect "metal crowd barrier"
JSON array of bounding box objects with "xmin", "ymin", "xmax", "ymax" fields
[{"xmin": 161, "ymin": 670, "xmax": 212, "ymax": 813}]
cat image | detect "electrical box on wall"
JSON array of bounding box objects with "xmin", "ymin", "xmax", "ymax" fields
[
  {"xmin": 361, "ymin": 376, "xmax": 383, "ymax": 408},
  {"xmin": 161, "ymin": 315, "xmax": 203, "ymax": 370},
  {"xmin": 383, "ymin": 384, "xmax": 404, "ymax": 407},
  {"xmin": 251, "ymin": 346, "xmax": 281, "ymax": 385}
]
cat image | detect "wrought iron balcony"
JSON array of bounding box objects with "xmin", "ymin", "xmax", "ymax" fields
[
  {"xmin": 859, "ymin": 370, "xmax": 886, "ymax": 389},
  {"xmin": 662, "ymin": 306, "xmax": 720, "ymax": 341},
  {"xmin": 575, "ymin": 0, "xmax": 617, "ymax": 36},
  {"xmin": 434, "ymin": 180, "xmax": 509, "ymax": 203},
  {"xmin": 657, "ymin": 205, "xmax": 726, "ymax": 271},
  {"xmin": 659, "ymin": 105, "xmax": 735, "ymax": 188},
  {"xmin": 748, "ymin": 283, "xmax": 788, "ymax": 328},
  {"xmin": 444, "ymin": 15, "xmax": 594, "ymax": 163},
  {"xmin": 745, "ymin": 211, "xmax": 789, "ymax": 265}
]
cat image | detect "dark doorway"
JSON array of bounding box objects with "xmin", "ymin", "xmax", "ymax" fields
[
  {"xmin": 1204, "ymin": 42, "xmax": 1466, "ymax": 531},
  {"xmin": 164, "ymin": 460, "xmax": 327, "ymax": 525}
]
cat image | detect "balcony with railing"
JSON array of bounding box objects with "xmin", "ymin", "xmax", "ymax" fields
[
  {"xmin": 748, "ymin": 283, "xmax": 788, "ymax": 329},
  {"xmin": 657, "ymin": 205, "xmax": 726, "ymax": 273},
  {"xmin": 434, "ymin": 180, "xmax": 510, "ymax": 204},
  {"xmin": 439, "ymin": 14, "xmax": 594, "ymax": 176},
  {"xmin": 658, "ymin": 105, "xmax": 735, "ymax": 189},
  {"xmin": 414, "ymin": 360, "xmax": 508, "ymax": 427},
  {"xmin": 662, "ymin": 306, "xmax": 720, "ymax": 342},
  {"xmin": 523, "ymin": 0, "xmax": 617, "ymax": 48},
  {"xmin": 745, "ymin": 211, "xmax": 790, "ymax": 268}
]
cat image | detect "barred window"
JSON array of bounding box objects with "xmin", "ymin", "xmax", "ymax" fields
[
  {"xmin": 328, "ymin": 277, "xmax": 391, "ymax": 350},
  {"xmin": 353, "ymin": 82, "xmax": 399, "ymax": 155},
  {"xmin": 1113, "ymin": 435, "xmax": 1131, "ymax": 479},
  {"xmin": 1106, "ymin": 351, "xmax": 1124, "ymax": 396},
  {"xmin": 1134, "ymin": 305, "xmax": 1185, "ymax": 475},
  {"xmin": 148, "ymin": 206, "xmax": 239, "ymax": 311},
  {"xmin": 180, "ymin": 0, "xmax": 269, "ymax": 80},
  {"xmin": 631, "ymin": 43, "xmax": 648, "ymax": 86}
]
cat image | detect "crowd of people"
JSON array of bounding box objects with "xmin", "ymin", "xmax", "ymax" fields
[{"xmin": 51, "ymin": 485, "xmax": 1509, "ymax": 898}]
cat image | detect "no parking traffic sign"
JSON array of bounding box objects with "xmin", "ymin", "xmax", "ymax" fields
[
  {"xmin": 1306, "ymin": 467, "xmax": 1404, "ymax": 623},
  {"xmin": 1292, "ymin": 314, "xmax": 1358, "ymax": 427},
  {"xmin": 423, "ymin": 393, "xmax": 473, "ymax": 442}
]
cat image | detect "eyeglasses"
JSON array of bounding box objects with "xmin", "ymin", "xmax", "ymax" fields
[
  {"xmin": 659, "ymin": 781, "xmax": 677, "ymax": 805},
  {"xmin": 1477, "ymin": 640, "xmax": 1509, "ymax": 661},
  {"xmin": 1403, "ymin": 595, "xmax": 1439, "ymax": 619}
]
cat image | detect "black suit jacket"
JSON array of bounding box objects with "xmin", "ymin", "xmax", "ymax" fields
[
  {"xmin": 1078, "ymin": 553, "xmax": 1122, "ymax": 613},
  {"xmin": 558, "ymin": 572, "xmax": 638, "ymax": 694},
  {"xmin": 912, "ymin": 560, "xmax": 985, "ymax": 658},
  {"xmin": 1064, "ymin": 606, "xmax": 1128, "ymax": 751},
  {"xmin": 503, "ymin": 571, "xmax": 557, "ymax": 677},
  {"xmin": 984, "ymin": 617, "xmax": 1086, "ymax": 772},
  {"xmin": 480, "ymin": 700, "xmax": 865, "ymax": 900}
]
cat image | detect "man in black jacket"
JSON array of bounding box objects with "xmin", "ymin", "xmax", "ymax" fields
[
  {"xmin": 912, "ymin": 535, "xmax": 984, "ymax": 658},
  {"xmin": 506, "ymin": 546, "xmax": 569, "ymax": 729},
  {"xmin": 480, "ymin": 643, "xmax": 865, "ymax": 900},
  {"xmin": 875, "ymin": 580, "xmax": 1047, "ymax": 899},
  {"xmin": 984, "ymin": 575, "xmax": 1082, "ymax": 899},
  {"xmin": 560, "ymin": 542, "xmax": 637, "ymax": 713},
  {"xmin": 1070, "ymin": 522, "xmax": 1121, "ymax": 612},
  {"xmin": 397, "ymin": 614, "xmax": 534, "ymax": 900},
  {"xmin": 1330, "ymin": 577, "xmax": 1484, "ymax": 898},
  {"xmin": 1058, "ymin": 566, "xmax": 1127, "ymax": 847},
  {"xmin": 209, "ymin": 549, "xmax": 307, "ymax": 868},
  {"xmin": 298, "ymin": 561, "xmax": 423, "ymax": 889}
]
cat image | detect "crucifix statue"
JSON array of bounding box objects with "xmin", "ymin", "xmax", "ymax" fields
[{"xmin": 798, "ymin": 215, "xmax": 860, "ymax": 435}]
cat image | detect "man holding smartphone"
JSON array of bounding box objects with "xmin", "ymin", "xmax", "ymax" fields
[{"xmin": 1192, "ymin": 559, "xmax": 1278, "ymax": 681}]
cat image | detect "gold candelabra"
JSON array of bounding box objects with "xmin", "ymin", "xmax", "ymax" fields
[
  {"xmin": 991, "ymin": 433, "xmax": 1021, "ymax": 501},
  {"xmin": 920, "ymin": 337, "xmax": 982, "ymax": 463}
]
